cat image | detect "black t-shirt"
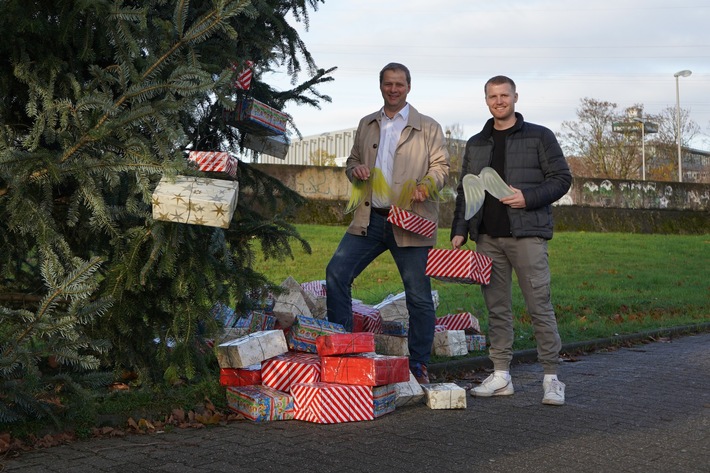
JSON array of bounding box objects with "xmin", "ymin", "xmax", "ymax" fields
[{"xmin": 479, "ymin": 127, "xmax": 512, "ymax": 237}]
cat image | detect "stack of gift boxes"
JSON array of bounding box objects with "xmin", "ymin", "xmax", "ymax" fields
[{"xmin": 213, "ymin": 274, "xmax": 494, "ymax": 423}]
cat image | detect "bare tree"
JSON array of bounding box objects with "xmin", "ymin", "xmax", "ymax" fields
[{"xmin": 560, "ymin": 98, "xmax": 641, "ymax": 179}]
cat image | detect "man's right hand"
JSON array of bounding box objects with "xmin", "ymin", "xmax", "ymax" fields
[
  {"xmin": 451, "ymin": 235, "xmax": 465, "ymax": 250},
  {"xmin": 352, "ymin": 165, "xmax": 370, "ymax": 180}
]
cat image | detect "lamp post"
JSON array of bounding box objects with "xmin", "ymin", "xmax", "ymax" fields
[
  {"xmin": 632, "ymin": 118, "xmax": 646, "ymax": 181},
  {"xmin": 674, "ymin": 69, "xmax": 692, "ymax": 182}
]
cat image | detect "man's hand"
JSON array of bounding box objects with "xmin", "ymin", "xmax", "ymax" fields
[
  {"xmin": 451, "ymin": 235, "xmax": 465, "ymax": 250},
  {"xmin": 351, "ymin": 164, "xmax": 370, "ymax": 181},
  {"xmin": 500, "ymin": 186, "xmax": 526, "ymax": 209},
  {"xmin": 412, "ymin": 183, "xmax": 429, "ymax": 202}
]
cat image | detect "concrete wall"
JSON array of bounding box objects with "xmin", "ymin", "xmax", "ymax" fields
[{"xmin": 255, "ymin": 164, "xmax": 710, "ymax": 212}]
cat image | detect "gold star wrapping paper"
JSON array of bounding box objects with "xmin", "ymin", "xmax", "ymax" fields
[{"xmin": 151, "ymin": 175, "xmax": 239, "ymax": 229}]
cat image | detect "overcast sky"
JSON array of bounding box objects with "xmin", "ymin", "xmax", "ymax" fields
[{"xmin": 264, "ymin": 0, "xmax": 709, "ymax": 149}]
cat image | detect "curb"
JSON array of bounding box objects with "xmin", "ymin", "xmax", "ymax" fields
[{"xmin": 428, "ymin": 321, "xmax": 710, "ymax": 377}]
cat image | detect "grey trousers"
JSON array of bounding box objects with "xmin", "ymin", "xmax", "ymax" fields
[{"xmin": 477, "ymin": 235, "xmax": 562, "ymax": 375}]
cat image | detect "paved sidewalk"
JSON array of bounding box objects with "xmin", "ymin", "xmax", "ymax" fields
[{"xmin": 2, "ymin": 332, "xmax": 708, "ymax": 473}]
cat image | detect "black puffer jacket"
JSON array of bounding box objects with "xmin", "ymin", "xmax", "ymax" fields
[{"xmin": 450, "ymin": 112, "xmax": 571, "ymax": 243}]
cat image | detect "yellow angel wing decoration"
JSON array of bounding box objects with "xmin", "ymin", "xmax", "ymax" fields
[
  {"xmin": 344, "ymin": 179, "xmax": 368, "ymax": 214},
  {"xmin": 462, "ymin": 174, "xmax": 485, "ymax": 220},
  {"xmin": 395, "ymin": 179, "xmax": 418, "ymax": 209}
]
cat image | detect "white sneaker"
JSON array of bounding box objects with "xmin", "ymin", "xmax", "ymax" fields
[
  {"xmin": 542, "ymin": 379, "xmax": 565, "ymax": 406},
  {"xmin": 471, "ymin": 373, "xmax": 514, "ymax": 397}
]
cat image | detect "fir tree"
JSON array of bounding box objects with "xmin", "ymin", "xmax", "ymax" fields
[{"xmin": 0, "ymin": 0, "xmax": 335, "ymax": 417}]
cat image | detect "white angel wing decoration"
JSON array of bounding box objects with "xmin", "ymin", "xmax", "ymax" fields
[
  {"xmin": 462, "ymin": 174, "xmax": 485, "ymax": 220},
  {"xmin": 461, "ymin": 167, "xmax": 515, "ymax": 220},
  {"xmin": 480, "ymin": 167, "xmax": 515, "ymax": 199}
]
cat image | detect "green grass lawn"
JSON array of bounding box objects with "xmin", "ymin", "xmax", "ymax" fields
[{"xmin": 253, "ymin": 226, "xmax": 709, "ymax": 351}]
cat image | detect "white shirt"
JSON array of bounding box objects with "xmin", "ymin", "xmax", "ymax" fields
[{"xmin": 372, "ymin": 104, "xmax": 409, "ymax": 208}]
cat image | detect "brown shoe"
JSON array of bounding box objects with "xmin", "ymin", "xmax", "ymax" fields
[{"xmin": 410, "ymin": 362, "xmax": 429, "ymax": 384}]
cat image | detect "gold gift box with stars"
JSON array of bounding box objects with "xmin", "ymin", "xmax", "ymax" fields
[{"xmin": 152, "ymin": 175, "xmax": 239, "ymax": 229}]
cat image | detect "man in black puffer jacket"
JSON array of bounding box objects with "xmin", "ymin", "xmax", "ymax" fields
[{"xmin": 450, "ymin": 75, "xmax": 571, "ymax": 406}]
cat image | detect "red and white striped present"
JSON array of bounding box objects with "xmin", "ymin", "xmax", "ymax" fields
[
  {"xmin": 386, "ymin": 205, "xmax": 437, "ymax": 238},
  {"xmin": 321, "ymin": 353, "xmax": 409, "ymax": 386},
  {"xmin": 261, "ymin": 352, "xmax": 321, "ymax": 393},
  {"xmin": 352, "ymin": 302, "xmax": 383, "ymax": 334},
  {"xmin": 291, "ymin": 382, "xmax": 396, "ymax": 423},
  {"xmin": 231, "ymin": 60, "xmax": 254, "ymax": 90},
  {"xmin": 301, "ymin": 280, "xmax": 326, "ymax": 297},
  {"xmin": 434, "ymin": 324, "xmax": 447, "ymax": 333},
  {"xmin": 425, "ymin": 248, "xmax": 492, "ymax": 285},
  {"xmin": 188, "ymin": 151, "xmax": 238, "ymax": 178},
  {"xmin": 316, "ymin": 332, "xmax": 375, "ymax": 357},
  {"xmin": 437, "ymin": 312, "xmax": 481, "ymax": 334}
]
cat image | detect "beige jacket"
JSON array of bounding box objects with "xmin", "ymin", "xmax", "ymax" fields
[{"xmin": 345, "ymin": 105, "xmax": 450, "ymax": 247}]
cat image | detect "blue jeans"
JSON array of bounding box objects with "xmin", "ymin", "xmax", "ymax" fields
[{"xmin": 325, "ymin": 211, "xmax": 436, "ymax": 366}]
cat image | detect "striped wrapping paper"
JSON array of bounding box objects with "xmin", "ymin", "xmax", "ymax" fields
[
  {"xmin": 425, "ymin": 248, "xmax": 493, "ymax": 285},
  {"xmin": 291, "ymin": 382, "xmax": 396, "ymax": 424},
  {"xmin": 261, "ymin": 352, "xmax": 321, "ymax": 393},
  {"xmin": 316, "ymin": 332, "xmax": 375, "ymax": 356},
  {"xmin": 301, "ymin": 280, "xmax": 327, "ymax": 297},
  {"xmin": 320, "ymin": 353, "xmax": 409, "ymax": 386},
  {"xmin": 226, "ymin": 385, "xmax": 294, "ymax": 422},
  {"xmin": 436, "ymin": 312, "xmax": 481, "ymax": 333},
  {"xmin": 386, "ymin": 205, "xmax": 437, "ymax": 238},
  {"xmin": 188, "ymin": 151, "xmax": 238, "ymax": 178},
  {"xmin": 352, "ymin": 302, "xmax": 383, "ymax": 334}
]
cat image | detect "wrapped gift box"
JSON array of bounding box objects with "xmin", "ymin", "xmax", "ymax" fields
[
  {"xmin": 188, "ymin": 151, "xmax": 238, "ymax": 178},
  {"xmin": 261, "ymin": 352, "xmax": 321, "ymax": 393},
  {"xmin": 352, "ymin": 302, "xmax": 383, "ymax": 334},
  {"xmin": 387, "ymin": 205, "xmax": 437, "ymax": 238},
  {"xmin": 317, "ymin": 332, "xmax": 375, "ymax": 357},
  {"xmin": 242, "ymin": 133, "xmax": 290, "ymax": 159},
  {"xmin": 152, "ymin": 175, "xmax": 239, "ymax": 229},
  {"xmin": 226, "ymin": 385, "xmax": 294, "ymax": 422},
  {"xmin": 225, "ymin": 98, "xmax": 288, "ymax": 136},
  {"xmin": 374, "ymin": 334, "xmax": 409, "ymax": 356},
  {"xmin": 380, "ymin": 320, "xmax": 408, "ymax": 337},
  {"xmin": 219, "ymin": 365, "xmax": 261, "ymax": 387},
  {"xmin": 272, "ymin": 277, "xmax": 313, "ymax": 328},
  {"xmin": 210, "ymin": 301, "xmax": 238, "ymax": 328},
  {"xmin": 321, "ymin": 353, "xmax": 409, "ymax": 386},
  {"xmin": 437, "ymin": 312, "xmax": 481, "ymax": 334},
  {"xmin": 434, "ymin": 324, "xmax": 447, "ymax": 333},
  {"xmin": 301, "ymin": 280, "xmax": 327, "ymax": 297},
  {"xmin": 216, "ymin": 330, "xmax": 288, "ymax": 368},
  {"xmin": 286, "ymin": 315, "xmax": 347, "ymax": 353},
  {"xmin": 421, "ymin": 383, "xmax": 467, "ymax": 410},
  {"xmin": 432, "ymin": 330, "xmax": 468, "ymax": 357},
  {"xmin": 234, "ymin": 310, "xmax": 276, "ymax": 333},
  {"xmin": 394, "ymin": 372, "xmax": 425, "ymax": 407},
  {"xmin": 291, "ymin": 382, "xmax": 395, "ymax": 424},
  {"xmin": 425, "ymin": 248, "xmax": 493, "ymax": 285},
  {"xmin": 466, "ymin": 334, "xmax": 487, "ymax": 352}
]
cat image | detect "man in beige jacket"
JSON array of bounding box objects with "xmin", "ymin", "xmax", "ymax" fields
[{"xmin": 325, "ymin": 63, "xmax": 449, "ymax": 383}]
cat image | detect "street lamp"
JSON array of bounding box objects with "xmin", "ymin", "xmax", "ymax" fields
[
  {"xmin": 674, "ymin": 69, "xmax": 692, "ymax": 182},
  {"xmin": 632, "ymin": 118, "xmax": 646, "ymax": 181}
]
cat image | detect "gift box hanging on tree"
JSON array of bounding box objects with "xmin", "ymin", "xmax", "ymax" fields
[
  {"xmin": 188, "ymin": 151, "xmax": 238, "ymax": 178},
  {"xmin": 152, "ymin": 175, "xmax": 239, "ymax": 229},
  {"xmin": 223, "ymin": 97, "xmax": 288, "ymax": 136},
  {"xmin": 425, "ymin": 248, "xmax": 493, "ymax": 285}
]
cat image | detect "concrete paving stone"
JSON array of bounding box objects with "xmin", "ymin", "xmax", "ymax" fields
[{"xmin": 2, "ymin": 332, "xmax": 708, "ymax": 473}]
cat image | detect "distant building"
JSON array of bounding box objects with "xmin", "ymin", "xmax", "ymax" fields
[
  {"xmin": 257, "ymin": 128, "xmax": 357, "ymax": 166},
  {"xmin": 684, "ymin": 147, "xmax": 710, "ymax": 183}
]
